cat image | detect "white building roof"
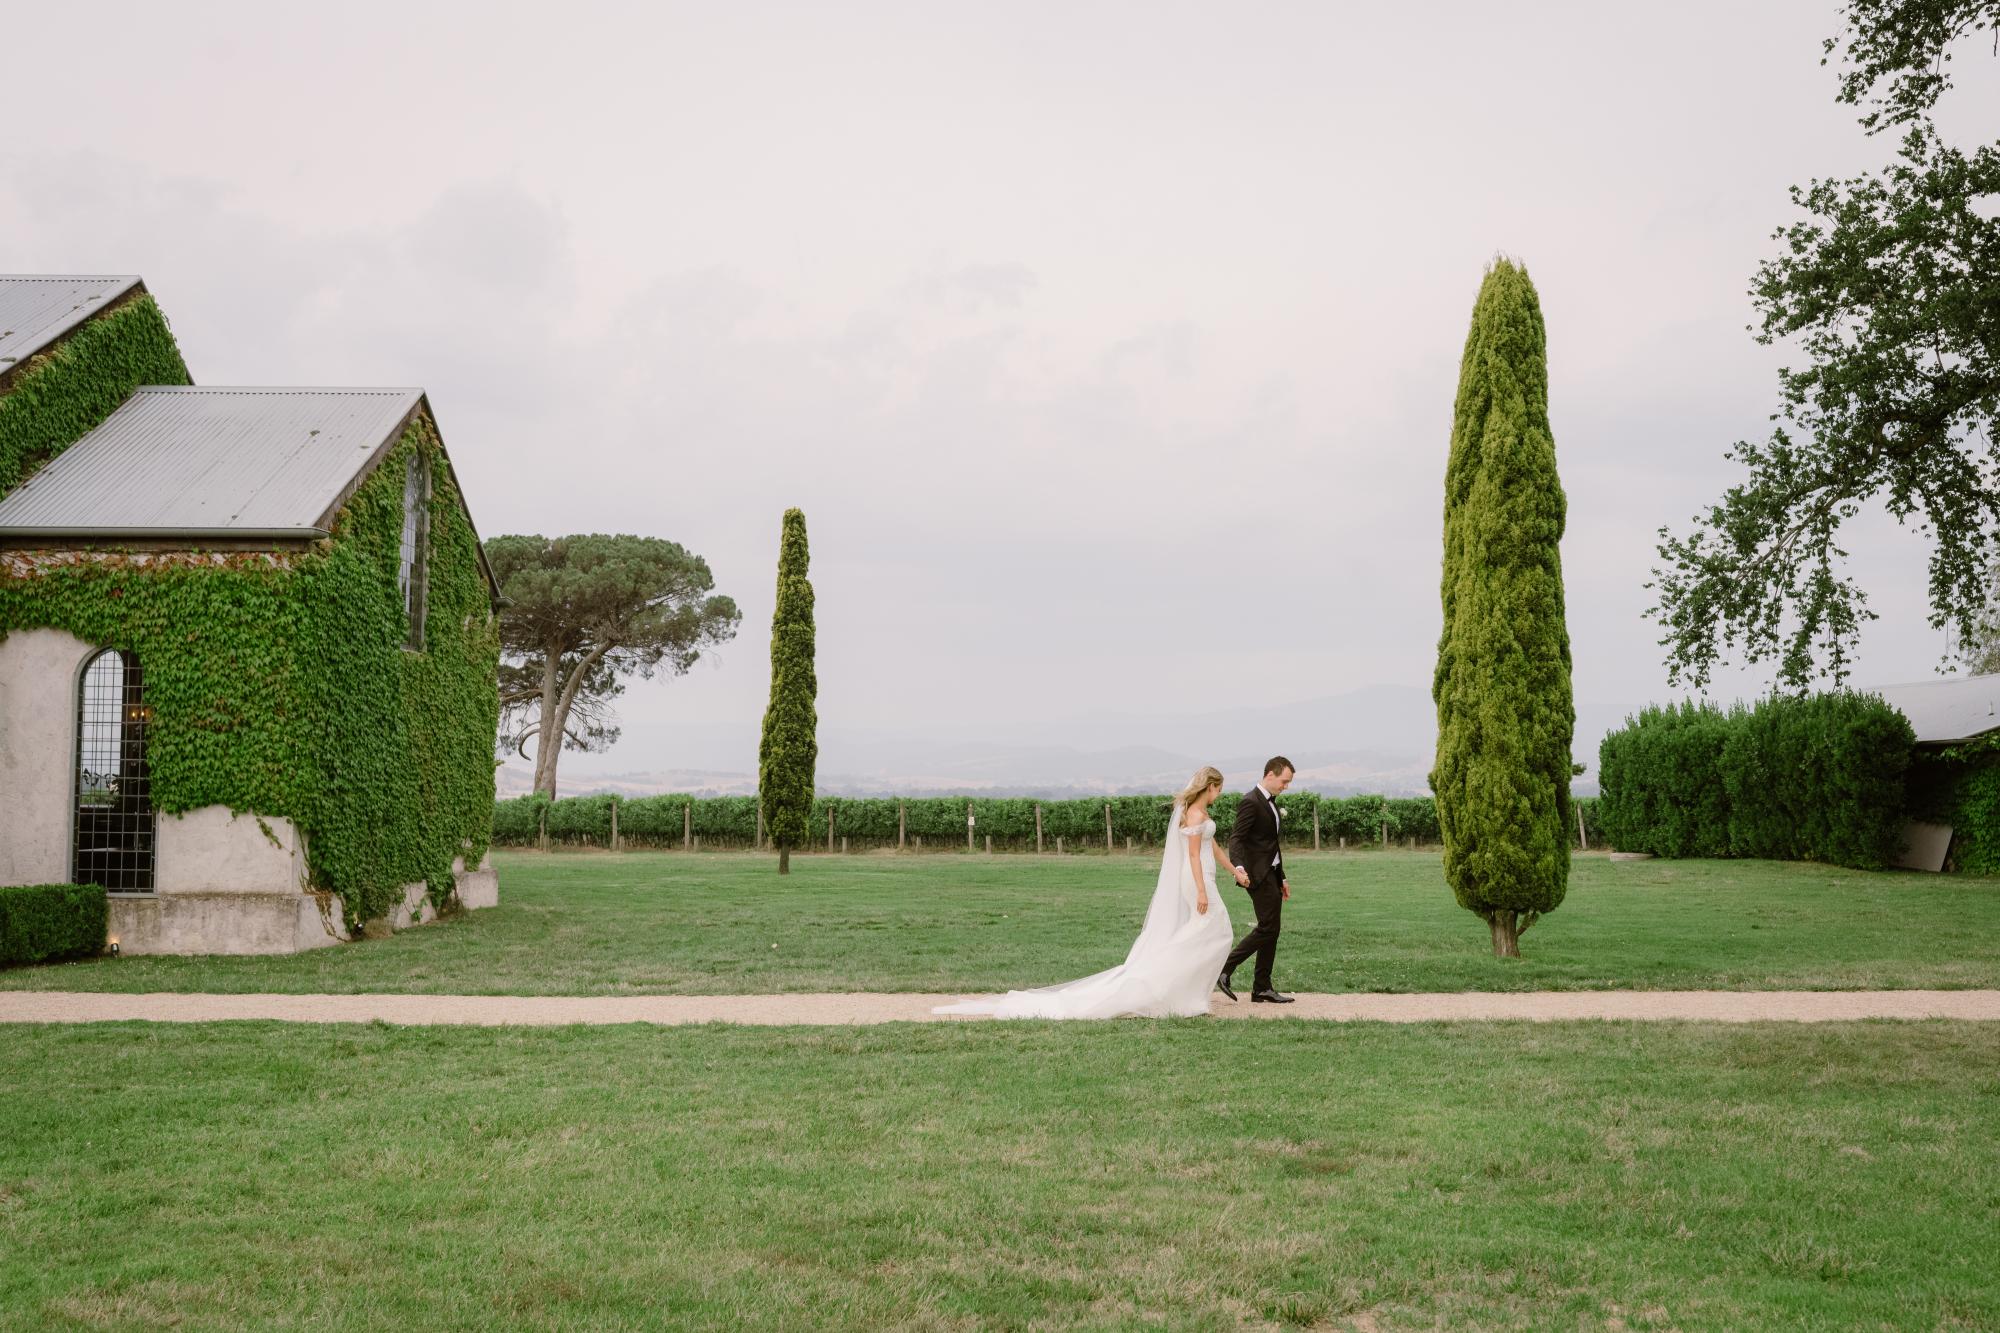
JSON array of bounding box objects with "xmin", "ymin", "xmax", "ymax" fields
[
  {"xmin": 0, "ymin": 386, "xmax": 424, "ymax": 541},
  {"xmin": 0, "ymin": 275, "xmax": 145, "ymax": 382},
  {"xmin": 1871, "ymin": 674, "xmax": 2000, "ymax": 745}
]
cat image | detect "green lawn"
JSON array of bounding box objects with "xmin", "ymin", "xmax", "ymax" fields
[
  {"xmin": 0, "ymin": 1020, "xmax": 1993, "ymax": 1330},
  {"xmin": 6, "ymin": 849, "xmax": 2000, "ymax": 996}
]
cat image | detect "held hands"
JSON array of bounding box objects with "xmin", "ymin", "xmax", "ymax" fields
[{"xmin": 1232, "ymin": 866, "xmax": 1250, "ymax": 888}]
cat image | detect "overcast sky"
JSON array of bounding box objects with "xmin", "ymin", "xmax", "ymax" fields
[{"xmin": 5, "ymin": 2, "xmax": 1994, "ymax": 785}]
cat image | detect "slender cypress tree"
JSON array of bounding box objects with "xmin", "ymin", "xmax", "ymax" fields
[
  {"xmin": 1430, "ymin": 259, "xmax": 1575, "ymax": 957},
  {"xmin": 758, "ymin": 509, "xmax": 817, "ymax": 874}
]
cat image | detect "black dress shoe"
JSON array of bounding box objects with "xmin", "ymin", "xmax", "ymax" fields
[
  {"xmin": 1216, "ymin": 973, "xmax": 1238, "ymax": 1001},
  {"xmin": 1250, "ymin": 989, "xmax": 1295, "ymax": 1004}
]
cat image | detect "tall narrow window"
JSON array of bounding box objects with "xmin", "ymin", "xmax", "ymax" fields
[
  {"xmin": 397, "ymin": 453, "xmax": 429, "ymax": 649},
  {"xmin": 74, "ymin": 649, "xmax": 155, "ymax": 893}
]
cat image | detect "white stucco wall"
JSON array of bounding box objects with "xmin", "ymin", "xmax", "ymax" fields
[
  {"xmin": 156, "ymin": 806, "xmax": 307, "ymax": 895},
  {"xmin": 0, "ymin": 628, "xmax": 95, "ymax": 885}
]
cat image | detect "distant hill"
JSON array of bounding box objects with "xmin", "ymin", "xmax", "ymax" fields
[{"xmin": 507, "ymin": 683, "xmax": 1452, "ymax": 799}]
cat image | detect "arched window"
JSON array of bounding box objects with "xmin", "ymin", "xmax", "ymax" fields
[{"xmin": 74, "ymin": 648, "xmax": 155, "ymax": 893}]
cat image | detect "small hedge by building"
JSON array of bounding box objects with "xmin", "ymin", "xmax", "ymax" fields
[
  {"xmin": 0, "ymin": 884, "xmax": 108, "ymax": 966},
  {"xmin": 1597, "ymin": 691, "xmax": 1914, "ymax": 868}
]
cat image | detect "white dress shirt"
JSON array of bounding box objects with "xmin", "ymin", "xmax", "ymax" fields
[{"xmin": 1262, "ymin": 787, "xmax": 1282, "ymax": 867}]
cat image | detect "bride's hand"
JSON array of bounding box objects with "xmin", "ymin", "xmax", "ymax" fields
[{"xmin": 1196, "ymin": 893, "xmax": 1208, "ymax": 915}]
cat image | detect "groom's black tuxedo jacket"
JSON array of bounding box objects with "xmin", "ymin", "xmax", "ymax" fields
[{"xmin": 1228, "ymin": 787, "xmax": 1284, "ymax": 888}]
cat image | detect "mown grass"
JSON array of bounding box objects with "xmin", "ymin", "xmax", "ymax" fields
[
  {"xmin": 0, "ymin": 1020, "xmax": 1994, "ymax": 1330},
  {"xmin": 5, "ymin": 850, "xmax": 1999, "ymax": 996}
]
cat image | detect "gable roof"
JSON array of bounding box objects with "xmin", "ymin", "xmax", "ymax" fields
[
  {"xmin": 1872, "ymin": 673, "xmax": 2000, "ymax": 745},
  {"xmin": 0, "ymin": 385, "xmax": 500, "ymax": 602},
  {"xmin": 0, "ymin": 275, "xmax": 146, "ymax": 386}
]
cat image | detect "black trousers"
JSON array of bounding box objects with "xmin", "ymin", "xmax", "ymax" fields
[{"xmin": 1223, "ymin": 865, "xmax": 1283, "ymax": 991}]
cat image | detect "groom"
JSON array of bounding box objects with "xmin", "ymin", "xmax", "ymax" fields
[{"xmin": 1219, "ymin": 756, "xmax": 1296, "ymax": 1004}]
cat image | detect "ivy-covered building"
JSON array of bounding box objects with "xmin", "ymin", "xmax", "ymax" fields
[
  {"xmin": 1877, "ymin": 673, "xmax": 2000, "ymax": 874},
  {"xmin": 0, "ymin": 274, "xmax": 501, "ymax": 954}
]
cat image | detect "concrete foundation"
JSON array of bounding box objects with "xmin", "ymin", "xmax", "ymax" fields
[
  {"xmin": 108, "ymin": 807, "xmax": 346, "ymax": 955},
  {"xmin": 452, "ymin": 853, "xmax": 498, "ymax": 910},
  {"xmin": 110, "ymin": 889, "xmax": 347, "ymax": 956},
  {"xmin": 109, "ymin": 829, "xmax": 500, "ymax": 955}
]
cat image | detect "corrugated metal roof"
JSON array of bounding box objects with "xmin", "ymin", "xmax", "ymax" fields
[
  {"xmin": 0, "ymin": 386, "xmax": 422, "ymax": 539},
  {"xmin": 0, "ymin": 275, "xmax": 145, "ymax": 378},
  {"xmin": 1872, "ymin": 674, "xmax": 2000, "ymax": 745}
]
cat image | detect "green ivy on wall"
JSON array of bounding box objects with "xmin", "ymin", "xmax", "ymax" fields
[
  {"xmin": 294, "ymin": 416, "xmax": 499, "ymax": 920},
  {"xmin": 0, "ymin": 295, "xmax": 192, "ymax": 497},
  {"xmin": 0, "ymin": 416, "xmax": 499, "ymax": 928},
  {"xmin": 1907, "ymin": 737, "xmax": 2000, "ymax": 875}
]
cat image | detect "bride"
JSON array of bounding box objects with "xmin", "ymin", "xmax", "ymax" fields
[{"xmin": 934, "ymin": 766, "xmax": 1250, "ymax": 1019}]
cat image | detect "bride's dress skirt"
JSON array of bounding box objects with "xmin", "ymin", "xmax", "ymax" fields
[{"xmin": 935, "ymin": 820, "xmax": 1234, "ymax": 1020}]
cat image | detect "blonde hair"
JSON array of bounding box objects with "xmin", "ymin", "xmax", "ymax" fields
[{"xmin": 1174, "ymin": 765, "xmax": 1225, "ymax": 813}]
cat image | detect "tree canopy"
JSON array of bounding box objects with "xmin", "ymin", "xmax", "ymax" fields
[
  {"xmin": 487, "ymin": 533, "xmax": 740, "ymax": 797},
  {"xmin": 1650, "ymin": 1, "xmax": 2000, "ymax": 689}
]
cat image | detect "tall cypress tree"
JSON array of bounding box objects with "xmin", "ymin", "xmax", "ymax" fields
[
  {"xmin": 1430, "ymin": 259, "xmax": 1575, "ymax": 957},
  {"xmin": 758, "ymin": 509, "xmax": 817, "ymax": 874}
]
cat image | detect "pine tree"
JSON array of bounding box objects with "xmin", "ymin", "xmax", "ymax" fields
[
  {"xmin": 1430, "ymin": 259, "xmax": 1575, "ymax": 957},
  {"xmin": 758, "ymin": 509, "xmax": 817, "ymax": 874}
]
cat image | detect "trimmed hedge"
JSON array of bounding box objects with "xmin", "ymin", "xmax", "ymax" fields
[
  {"xmin": 0, "ymin": 884, "xmax": 107, "ymax": 966},
  {"xmin": 493, "ymin": 790, "xmax": 1600, "ymax": 852},
  {"xmin": 1597, "ymin": 691, "xmax": 1914, "ymax": 868},
  {"xmin": 1595, "ymin": 702, "xmax": 1734, "ymax": 858}
]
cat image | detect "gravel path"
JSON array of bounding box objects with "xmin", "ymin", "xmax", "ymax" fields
[{"xmin": 3, "ymin": 989, "xmax": 1998, "ymax": 1026}]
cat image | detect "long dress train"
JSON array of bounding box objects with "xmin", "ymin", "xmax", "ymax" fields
[{"xmin": 932, "ymin": 807, "xmax": 1232, "ymax": 1019}]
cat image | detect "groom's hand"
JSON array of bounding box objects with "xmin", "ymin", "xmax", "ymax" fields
[{"xmin": 1281, "ymin": 880, "xmax": 1291, "ymax": 900}]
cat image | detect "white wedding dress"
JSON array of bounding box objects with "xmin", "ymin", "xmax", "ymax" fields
[{"xmin": 934, "ymin": 806, "xmax": 1234, "ymax": 1019}]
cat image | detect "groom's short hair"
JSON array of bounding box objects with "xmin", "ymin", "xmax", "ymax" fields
[{"xmin": 1264, "ymin": 756, "xmax": 1294, "ymax": 776}]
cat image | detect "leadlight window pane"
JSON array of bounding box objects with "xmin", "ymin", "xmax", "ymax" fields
[{"xmin": 74, "ymin": 649, "xmax": 155, "ymax": 893}]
